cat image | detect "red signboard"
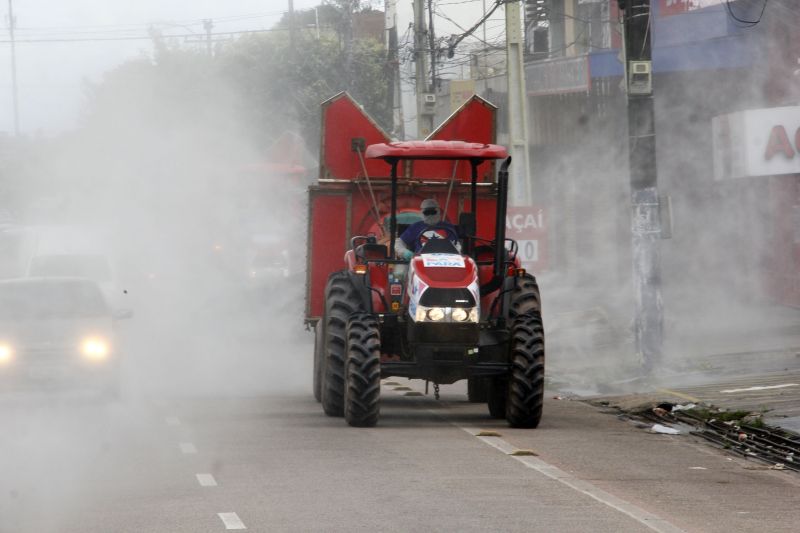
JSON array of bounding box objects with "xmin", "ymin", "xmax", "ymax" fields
[{"xmin": 506, "ymin": 206, "xmax": 547, "ymax": 273}]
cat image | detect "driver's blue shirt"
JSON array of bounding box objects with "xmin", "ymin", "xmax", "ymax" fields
[{"xmin": 399, "ymin": 221, "xmax": 459, "ymax": 253}]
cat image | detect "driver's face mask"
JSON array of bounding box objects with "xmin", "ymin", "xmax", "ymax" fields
[{"xmin": 422, "ymin": 207, "xmax": 441, "ymax": 225}]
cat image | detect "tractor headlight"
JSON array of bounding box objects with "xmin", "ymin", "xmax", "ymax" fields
[
  {"xmin": 426, "ymin": 307, "xmax": 446, "ymax": 321},
  {"xmin": 415, "ymin": 305, "xmax": 446, "ymax": 322},
  {"xmin": 451, "ymin": 308, "xmax": 468, "ymax": 322},
  {"xmin": 413, "ymin": 306, "xmax": 479, "ymax": 323},
  {"xmin": 81, "ymin": 337, "xmax": 110, "ymax": 362}
]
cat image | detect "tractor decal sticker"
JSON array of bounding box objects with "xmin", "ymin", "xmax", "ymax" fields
[
  {"xmin": 468, "ymin": 279, "xmax": 480, "ymax": 314},
  {"xmin": 408, "ymin": 276, "xmax": 427, "ymax": 320},
  {"xmin": 419, "ymin": 228, "xmax": 454, "ymax": 247},
  {"xmin": 421, "ymin": 253, "xmax": 465, "ymax": 268}
]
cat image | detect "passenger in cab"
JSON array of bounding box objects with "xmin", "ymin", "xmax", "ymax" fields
[{"xmin": 396, "ymin": 198, "xmax": 459, "ymax": 260}]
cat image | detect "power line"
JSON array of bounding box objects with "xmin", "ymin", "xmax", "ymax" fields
[{"xmin": 0, "ymin": 27, "xmax": 289, "ymax": 44}]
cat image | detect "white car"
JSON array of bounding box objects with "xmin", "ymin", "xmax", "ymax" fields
[{"xmin": 0, "ymin": 278, "xmax": 131, "ymax": 396}]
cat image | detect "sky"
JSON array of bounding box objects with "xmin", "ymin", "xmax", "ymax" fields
[{"xmin": 0, "ymin": 0, "xmax": 503, "ymax": 136}]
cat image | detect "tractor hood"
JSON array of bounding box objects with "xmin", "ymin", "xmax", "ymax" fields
[{"xmin": 407, "ymin": 253, "xmax": 480, "ymax": 323}]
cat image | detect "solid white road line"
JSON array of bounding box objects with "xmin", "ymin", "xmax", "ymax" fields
[
  {"xmin": 179, "ymin": 442, "xmax": 197, "ymax": 454},
  {"xmin": 165, "ymin": 416, "xmax": 181, "ymax": 426},
  {"xmin": 196, "ymin": 473, "xmax": 218, "ymax": 487},
  {"xmin": 218, "ymin": 512, "xmax": 246, "ymax": 530},
  {"xmin": 720, "ymin": 383, "xmax": 798, "ymax": 394},
  {"xmin": 457, "ymin": 425, "xmax": 686, "ymax": 533}
]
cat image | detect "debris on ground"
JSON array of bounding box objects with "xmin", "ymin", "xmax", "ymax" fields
[
  {"xmin": 631, "ymin": 402, "xmax": 800, "ymax": 472},
  {"xmin": 651, "ymin": 423, "xmax": 681, "ymax": 435}
]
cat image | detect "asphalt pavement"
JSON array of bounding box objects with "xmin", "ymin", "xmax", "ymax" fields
[{"xmin": 2, "ymin": 375, "xmax": 800, "ymax": 532}]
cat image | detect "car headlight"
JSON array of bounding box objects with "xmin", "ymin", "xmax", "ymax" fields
[
  {"xmin": 0, "ymin": 343, "xmax": 12, "ymax": 365},
  {"xmin": 81, "ymin": 337, "xmax": 110, "ymax": 361}
]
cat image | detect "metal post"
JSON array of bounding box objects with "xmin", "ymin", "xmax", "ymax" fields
[
  {"xmin": 288, "ymin": 0, "xmax": 296, "ymax": 48},
  {"xmin": 389, "ymin": 159, "xmax": 399, "ymax": 258},
  {"xmin": 505, "ymin": 0, "xmax": 532, "ymax": 206},
  {"xmin": 203, "ymin": 19, "xmax": 213, "ymax": 57},
  {"xmin": 385, "ymin": 0, "xmax": 405, "ymax": 139},
  {"xmin": 8, "ymin": 0, "xmax": 20, "ymax": 136},
  {"xmin": 619, "ymin": 0, "xmax": 662, "ymax": 373},
  {"xmin": 413, "ymin": 0, "xmax": 434, "ymax": 138}
]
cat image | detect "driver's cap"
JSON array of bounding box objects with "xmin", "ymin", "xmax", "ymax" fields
[{"xmin": 420, "ymin": 198, "xmax": 439, "ymax": 213}]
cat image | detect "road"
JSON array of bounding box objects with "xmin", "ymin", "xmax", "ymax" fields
[{"xmin": 2, "ymin": 367, "xmax": 800, "ymax": 532}]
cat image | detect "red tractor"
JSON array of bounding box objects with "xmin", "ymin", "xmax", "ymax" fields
[{"xmin": 306, "ymin": 93, "xmax": 544, "ymax": 427}]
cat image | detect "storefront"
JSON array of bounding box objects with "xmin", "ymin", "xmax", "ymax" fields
[{"xmin": 712, "ymin": 106, "xmax": 800, "ymax": 307}]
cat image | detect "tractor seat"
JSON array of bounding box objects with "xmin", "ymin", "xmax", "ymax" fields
[
  {"xmin": 356, "ymin": 243, "xmax": 388, "ymax": 260},
  {"xmin": 419, "ymin": 238, "xmax": 460, "ymax": 255}
]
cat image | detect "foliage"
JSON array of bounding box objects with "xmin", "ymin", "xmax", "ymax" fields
[{"xmin": 220, "ymin": 29, "xmax": 390, "ymax": 148}]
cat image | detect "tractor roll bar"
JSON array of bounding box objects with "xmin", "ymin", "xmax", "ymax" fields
[
  {"xmin": 494, "ymin": 157, "xmax": 511, "ymax": 279},
  {"xmin": 389, "ymin": 158, "xmax": 398, "ymax": 258}
]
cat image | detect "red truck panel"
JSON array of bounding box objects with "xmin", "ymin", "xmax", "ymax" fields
[
  {"xmin": 306, "ymin": 191, "xmax": 349, "ymax": 319},
  {"xmin": 413, "ymin": 96, "xmax": 498, "ymax": 182},
  {"xmin": 320, "ymin": 92, "xmax": 392, "ymax": 181}
]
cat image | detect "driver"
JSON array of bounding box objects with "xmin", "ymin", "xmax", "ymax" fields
[{"xmin": 396, "ymin": 198, "xmax": 459, "ymax": 260}]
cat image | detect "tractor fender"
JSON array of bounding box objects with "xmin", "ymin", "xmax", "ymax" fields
[{"xmin": 340, "ymin": 270, "xmax": 374, "ymax": 314}]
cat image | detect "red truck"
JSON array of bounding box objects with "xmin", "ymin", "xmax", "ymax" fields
[{"xmin": 306, "ymin": 93, "xmax": 544, "ymax": 428}]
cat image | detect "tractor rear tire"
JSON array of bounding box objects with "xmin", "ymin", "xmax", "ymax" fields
[
  {"xmin": 467, "ymin": 377, "xmax": 489, "ymax": 403},
  {"xmin": 506, "ymin": 313, "xmax": 545, "ymax": 428},
  {"xmin": 344, "ymin": 313, "xmax": 381, "ymax": 427},
  {"xmin": 322, "ymin": 272, "xmax": 364, "ymax": 417},
  {"xmin": 313, "ymin": 322, "xmax": 324, "ymax": 402},
  {"xmin": 487, "ymin": 379, "xmax": 507, "ymax": 418},
  {"xmin": 509, "ymin": 273, "xmax": 542, "ymax": 319}
]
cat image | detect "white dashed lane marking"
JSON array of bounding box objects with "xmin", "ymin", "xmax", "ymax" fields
[
  {"xmin": 218, "ymin": 512, "xmax": 246, "ymax": 530},
  {"xmin": 179, "ymin": 442, "xmax": 197, "ymax": 454},
  {"xmin": 196, "ymin": 473, "xmax": 218, "ymax": 487}
]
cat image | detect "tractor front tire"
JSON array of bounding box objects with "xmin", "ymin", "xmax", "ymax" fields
[
  {"xmin": 509, "ymin": 273, "xmax": 542, "ymax": 319},
  {"xmin": 506, "ymin": 313, "xmax": 545, "ymax": 428},
  {"xmin": 321, "ymin": 273, "xmax": 364, "ymax": 417},
  {"xmin": 344, "ymin": 313, "xmax": 381, "ymax": 427},
  {"xmin": 313, "ymin": 322, "xmax": 324, "ymax": 402}
]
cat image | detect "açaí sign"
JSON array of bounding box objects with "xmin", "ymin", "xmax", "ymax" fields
[
  {"xmin": 505, "ymin": 206, "xmax": 547, "ymax": 273},
  {"xmin": 712, "ymin": 105, "xmax": 800, "ymax": 180}
]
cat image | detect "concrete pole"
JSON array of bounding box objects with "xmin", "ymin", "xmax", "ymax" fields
[
  {"xmin": 8, "ymin": 0, "xmax": 20, "ymax": 136},
  {"xmin": 505, "ymin": 0, "xmax": 532, "ymax": 205},
  {"xmin": 619, "ymin": 0, "xmax": 663, "ymax": 373},
  {"xmin": 385, "ymin": 0, "xmax": 405, "ymax": 139},
  {"xmin": 413, "ymin": 0, "xmax": 434, "ymax": 138}
]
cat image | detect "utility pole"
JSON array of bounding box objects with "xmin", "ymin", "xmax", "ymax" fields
[
  {"xmin": 413, "ymin": 0, "xmax": 434, "ymax": 138},
  {"xmin": 203, "ymin": 19, "xmax": 214, "ymax": 57},
  {"xmin": 288, "ymin": 0, "xmax": 296, "ymax": 48},
  {"xmin": 343, "ymin": 0, "xmax": 355, "ymax": 90},
  {"xmin": 385, "ymin": 0, "xmax": 405, "ymax": 140},
  {"xmin": 427, "ymin": 0, "xmax": 436, "ymax": 93},
  {"xmin": 505, "ymin": 1, "xmax": 532, "ymax": 205},
  {"xmin": 618, "ymin": 0, "xmax": 662, "ymax": 374},
  {"xmin": 7, "ymin": 0, "xmax": 20, "ymax": 136}
]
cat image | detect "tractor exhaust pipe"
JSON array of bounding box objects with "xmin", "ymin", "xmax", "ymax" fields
[{"xmin": 494, "ymin": 157, "xmax": 511, "ymax": 278}]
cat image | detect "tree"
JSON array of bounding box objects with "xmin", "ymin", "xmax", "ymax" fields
[{"xmin": 221, "ymin": 5, "xmax": 390, "ymax": 149}]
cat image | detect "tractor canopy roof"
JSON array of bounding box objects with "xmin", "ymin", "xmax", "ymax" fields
[{"xmin": 365, "ymin": 141, "xmax": 508, "ymax": 162}]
